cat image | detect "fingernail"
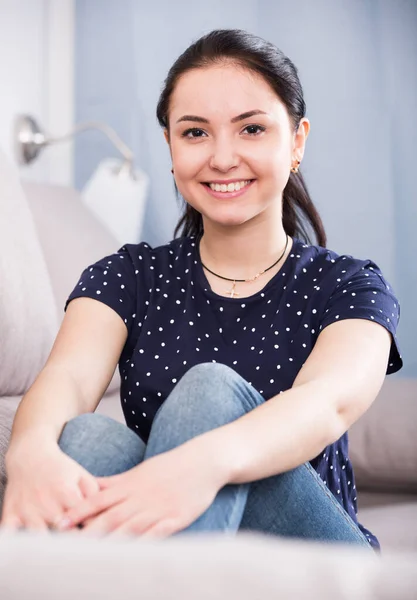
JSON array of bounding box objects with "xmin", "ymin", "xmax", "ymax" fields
[{"xmin": 56, "ymin": 517, "xmax": 73, "ymax": 530}]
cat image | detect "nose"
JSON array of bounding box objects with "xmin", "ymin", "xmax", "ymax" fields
[{"xmin": 209, "ymin": 136, "xmax": 239, "ymax": 173}]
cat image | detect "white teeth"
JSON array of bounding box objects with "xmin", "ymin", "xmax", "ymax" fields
[{"xmin": 209, "ymin": 180, "xmax": 251, "ymax": 192}]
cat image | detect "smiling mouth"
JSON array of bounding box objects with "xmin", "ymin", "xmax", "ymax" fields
[{"xmin": 202, "ymin": 179, "xmax": 255, "ymax": 193}]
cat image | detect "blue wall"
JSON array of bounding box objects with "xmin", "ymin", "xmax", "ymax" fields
[{"xmin": 75, "ymin": 0, "xmax": 417, "ymax": 376}]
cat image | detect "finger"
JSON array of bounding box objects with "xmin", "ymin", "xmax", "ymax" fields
[
  {"xmin": 0, "ymin": 514, "xmax": 24, "ymax": 531},
  {"xmin": 55, "ymin": 488, "xmax": 118, "ymax": 530},
  {"xmin": 112, "ymin": 518, "xmax": 174, "ymax": 539},
  {"xmin": 58, "ymin": 482, "xmax": 85, "ymax": 512},
  {"xmin": 44, "ymin": 496, "xmax": 82, "ymax": 532},
  {"xmin": 54, "ymin": 477, "xmax": 100, "ymax": 526},
  {"xmin": 80, "ymin": 500, "xmax": 130, "ymax": 535},
  {"xmin": 110, "ymin": 512, "xmax": 162, "ymax": 538},
  {"xmin": 96, "ymin": 475, "xmax": 120, "ymax": 490},
  {"xmin": 21, "ymin": 512, "xmax": 50, "ymax": 533},
  {"xmin": 78, "ymin": 474, "xmax": 101, "ymax": 498},
  {"xmin": 140, "ymin": 519, "xmax": 177, "ymax": 539},
  {"xmin": 52, "ymin": 489, "xmax": 100, "ymax": 532},
  {"xmin": 108, "ymin": 520, "xmax": 138, "ymax": 538}
]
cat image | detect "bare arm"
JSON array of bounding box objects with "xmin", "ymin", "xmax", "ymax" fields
[
  {"xmin": 5, "ymin": 297, "xmax": 128, "ymax": 466},
  {"xmin": 194, "ymin": 319, "xmax": 391, "ymax": 486}
]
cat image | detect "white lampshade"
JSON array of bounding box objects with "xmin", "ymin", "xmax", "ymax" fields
[{"xmin": 81, "ymin": 158, "xmax": 149, "ymax": 245}]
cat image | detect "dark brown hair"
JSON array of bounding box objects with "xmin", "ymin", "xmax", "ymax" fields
[{"xmin": 156, "ymin": 29, "xmax": 326, "ymax": 247}]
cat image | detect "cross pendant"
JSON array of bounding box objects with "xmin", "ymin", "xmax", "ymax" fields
[{"xmin": 226, "ymin": 281, "xmax": 239, "ymax": 298}]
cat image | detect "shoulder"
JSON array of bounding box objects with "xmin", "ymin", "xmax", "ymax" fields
[
  {"xmin": 291, "ymin": 237, "xmax": 391, "ymax": 293},
  {"xmin": 121, "ymin": 236, "xmax": 197, "ymax": 264},
  {"xmin": 292, "ymin": 237, "xmax": 369, "ymax": 272},
  {"xmin": 115, "ymin": 236, "xmax": 198, "ymax": 287},
  {"xmin": 291, "ymin": 239, "xmax": 403, "ymax": 374}
]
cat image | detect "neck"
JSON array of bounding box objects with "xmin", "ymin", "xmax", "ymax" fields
[{"xmin": 199, "ymin": 217, "xmax": 291, "ymax": 281}]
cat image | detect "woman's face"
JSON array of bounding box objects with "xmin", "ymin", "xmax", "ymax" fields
[{"xmin": 165, "ymin": 63, "xmax": 309, "ymax": 229}]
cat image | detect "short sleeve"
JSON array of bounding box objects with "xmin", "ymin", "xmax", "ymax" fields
[
  {"xmin": 319, "ymin": 260, "xmax": 403, "ymax": 375},
  {"xmin": 65, "ymin": 245, "xmax": 137, "ymax": 335}
]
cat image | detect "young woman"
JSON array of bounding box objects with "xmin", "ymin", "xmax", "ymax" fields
[{"xmin": 2, "ymin": 29, "xmax": 402, "ymax": 550}]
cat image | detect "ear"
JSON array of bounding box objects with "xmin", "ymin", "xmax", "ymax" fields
[
  {"xmin": 293, "ymin": 118, "xmax": 310, "ymax": 161},
  {"xmin": 163, "ymin": 129, "xmax": 170, "ymax": 144}
]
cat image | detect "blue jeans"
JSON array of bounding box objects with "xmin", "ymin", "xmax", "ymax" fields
[{"xmin": 58, "ymin": 363, "xmax": 371, "ymax": 548}]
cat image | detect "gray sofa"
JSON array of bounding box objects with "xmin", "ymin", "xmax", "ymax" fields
[{"xmin": 1, "ymin": 151, "xmax": 417, "ymax": 598}]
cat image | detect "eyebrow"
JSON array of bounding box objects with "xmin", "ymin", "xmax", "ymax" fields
[{"xmin": 175, "ymin": 109, "xmax": 268, "ymax": 125}]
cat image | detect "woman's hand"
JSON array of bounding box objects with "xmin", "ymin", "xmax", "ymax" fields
[
  {"xmin": 1, "ymin": 441, "xmax": 101, "ymax": 532},
  {"xmin": 56, "ymin": 438, "xmax": 227, "ymax": 538}
]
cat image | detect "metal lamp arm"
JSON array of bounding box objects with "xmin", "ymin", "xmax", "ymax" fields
[
  {"xmin": 45, "ymin": 121, "xmax": 134, "ymax": 164},
  {"xmin": 14, "ymin": 113, "xmax": 134, "ymax": 167}
]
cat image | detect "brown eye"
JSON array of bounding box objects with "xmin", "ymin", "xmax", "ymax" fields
[
  {"xmin": 243, "ymin": 124, "xmax": 266, "ymax": 135},
  {"xmin": 181, "ymin": 128, "xmax": 207, "ymax": 138}
]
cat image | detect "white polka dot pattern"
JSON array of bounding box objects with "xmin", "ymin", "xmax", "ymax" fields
[{"xmin": 65, "ymin": 235, "xmax": 403, "ymax": 550}]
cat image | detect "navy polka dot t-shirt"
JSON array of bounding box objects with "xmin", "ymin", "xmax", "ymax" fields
[{"xmin": 65, "ymin": 235, "xmax": 403, "ymax": 549}]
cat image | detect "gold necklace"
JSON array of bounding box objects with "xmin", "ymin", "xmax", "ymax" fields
[{"xmin": 200, "ymin": 235, "xmax": 289, "ymax": 298}]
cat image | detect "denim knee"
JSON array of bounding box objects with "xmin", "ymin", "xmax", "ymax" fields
[
  {"xmin": 156, "ymin": 362, "xmax": 263, "ymax": 427},
  {"xmin": 58, "ymin": 413, "xmax": 115, "ymax": 446},
  {"xmin": 178, "ymin": 362, "xmax": 247, "ymax": 393},
  {"xmin": 186, "ymin": 362, "xmax": 261, "ymax": 407},
  {"xmin": 58, "ymin": 412, "xmax": 146, "ymax": 475}
]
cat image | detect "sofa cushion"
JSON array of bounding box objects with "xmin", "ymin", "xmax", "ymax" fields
[
  {"xmin": 0, "ymin": 531, "xmax": 416, "ymax": 599},
  {"xmin": 22, "ymin": 182, "xmax": 121, "ymax": 315},
  {"xmin": 0, "ymin": 398, "xmax": 20, "ymax": 517},
  {"xmin": 349, "ymin": 377, "xmax": 417, "ymax": 493},
  {"xmin": 95, "ymin": 392, "xmax": 125, "ymax": 423},
  {"xmin": 358, "ymin": 498, "xmax": 417, "ymax": 552},
  {"xmin": 22, "ymin": 182, "xmax": 122, "ymax": 395},
  {"xmin": 0, "ymin": 151, "xmax": 58, "ymax": 396}
]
